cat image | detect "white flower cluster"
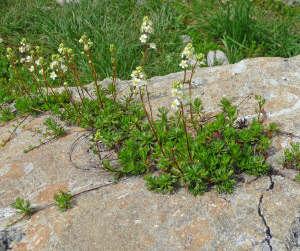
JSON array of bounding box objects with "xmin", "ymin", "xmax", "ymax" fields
[
  {"xmin": 57, "ymin": 43, "xmax": 74, "ymax": 57},
  {"xmin": 139, "ymin": 16, "xmax": 156, "ymax": 50},
  {"xmin": 179, "ymin": 43, "xmax": 195, "ymax": 69},
  {"xmin": 179, "ymin": 44, "xmax": 206, "ymax": 68},
  {"xmin": 6, "ymin": 47, "xmax": 12, "ymax": 60},
  {"xmin": 47, "ymin": 54, "xmax": 67, "ymax": 80},
  {"xmin": 140, "ymin": 16, "xmax": 153, "ymax": 34},
  {"xmin": 181, "ymin": 43, "xmax": 194, "ymax": 59},
  {"xmin": 79, "ymin": 35, "xmax": 93, "ymax": 51},
  {"xmin": 90, "ymin": 130, "xmax": 102, "ymax": 148},
  {"xmin": 171, "ymin": 81, "xmax": 186, "ymax": 110},
  {"xmin": 131, "ymin": 66, "xmax": 147, "ymax": 88},
  {"xmin": 19, "ymin": 38, "xmax": 31, "ymax": 54},
  {"xmin": 195, "ymin": 53, "xmax": 206, "ymax": 66}
]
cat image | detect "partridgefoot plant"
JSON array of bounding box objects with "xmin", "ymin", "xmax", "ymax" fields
[
  {"xmin": 2, "ymin": 16, "xmax": 279, "ymax": 198},
  {"xmin": 54, "ymin": 190, "xmax": 73, "ymax": 212},
  {"xmin": 279, "ymin": 142, "xmax": 300, "ymax": 181},
  {"xmin": 11, "ymin": 198, "xmax": 34, "ymax": 219},
  {"xmin": 23, "ymin": 118, "xmax": 66, "ymax": 153}
]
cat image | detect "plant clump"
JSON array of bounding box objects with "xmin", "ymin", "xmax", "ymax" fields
[{"xmin": 1, "ymin": 16, "xmax": 280, "ymax": 198}]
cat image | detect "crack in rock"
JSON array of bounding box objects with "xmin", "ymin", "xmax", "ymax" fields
[{"xmin": 257, "ymin": 173, "xmax": 274, "ymax": 250}]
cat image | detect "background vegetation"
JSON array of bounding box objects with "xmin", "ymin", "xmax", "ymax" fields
[{"xmin": 0, "ymin": 0, "xmax": 299, "ymax": 86}]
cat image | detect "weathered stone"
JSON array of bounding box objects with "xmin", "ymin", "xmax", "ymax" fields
[
  {"xmin": 180, "ymin": 35, "xmax": 192, "ymax": 45},
  {"xmin": 1, "ymin": 55, "xmax": 300, "ymax": 250},
  {"xmin": 207, "ymin": 50, "xmax": 229, "ymax": 66},
  {"xmin": 56, "ymin": 0, "xmax": 80, "ymax": 5}
]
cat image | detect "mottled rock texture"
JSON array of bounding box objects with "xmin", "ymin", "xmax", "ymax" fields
[
  {"xmin": 207, "ymin": 50, "xmax": 229, "ymax": 67},
  {"xmin": 1, "ymin": 55, "xmax": 300, "ymax": 250}
]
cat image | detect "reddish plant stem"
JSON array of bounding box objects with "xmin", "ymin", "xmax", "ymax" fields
[
  {"xmin": 141, "ymin": 32, "xmax": 149, "ymax": 67},
  {"xmin": 112, "ymin": 49, "xmax": 117, "ymax": 103},
  {"xmin": 57, "ymin": 67, "xmax": 77, "ymax": 105},
  {"xmin": 10, "ymin": 64, "xmax": 25, "ymax": 96},
  {"xmin": 183, "ymin": 67, "xmax": 187, "ymax": 87},
  {"xmin": 174, "ymin": 148, "xmax": 191, "ymax": 162},
  {"xmin": 2, "ymin": 113, "xmax": 30, "ymax": 146},
  {"xmin": 171, "ymin": 148, "xmax": 189, "ymax": 188},
  {"xmin": 25, "ymin": 135, "xmax": 59, "ymax": 152},
  {"xmin": 72, "ymin": 58, "xmax": 95, "ymax": 101},
  {"xmin": 8, "ymin": 214, "xmax": 29, "ymax": 227},
  {"xmin": 0, "ymin": 115, "xmax": 26, "ymax": 128},
  {"xmin": 126, "ymin": 87, "xmax": 136, "ymax": 106},
  {"xmin": 86, "ymin": 48, "xmax": 104, "ymax": 109},
  {"xmin": 64, "ymin": 55, "xmax": 85, "ymax": 108},
  {"xmin": 29, "ymin": 54, "xmax": 44, "ymax": 99},
  {"xmin": 141, "ymin": 34, "xmax": 153, "ymax": 119},
  {"xmin": 66, "ymin": 55, "xmax": 85, "ymax": 101},
  {"xmin": 95, "ymin": 141, "xmax": 120, "ymax": 172},
  {"xmin": 40, "ymin": 64, "xmax": 76, "ymax": 119},
  {"xmin": 29, "ymin": 63, "xmax": 45, "ymax": 99},
  {"xmin": 188, "ymin": 59, "xmax": 198, "ymax": 123},
  {"xmin": 29, "ymin": 107, "xmax": 60, "ymax": 118},
  {"xmin": 145, "ymin": 86, "xmax": 153, "ymax": 121},
  {"xmin": 41, "ymin": 64, "xmax": 50, "ymax": 96},
  {"xmin": 139, "ymin": 86, "xmax": 166, "ymax": 158},
  {"xmin": 180, "ymin": 102, "xmax": 192, "ymax": 161},
  {"xmin": 171, "ymin": 148, "xmax": 184, "ymax": 174},
  {"xmin": 58, "ymin": 73, "xmax": 89, "ymax": 123},
  {"xmin": 95, "ymin": 140, "xmax": 102, "ymax": 160},
  {"xmin": 10, "ymin": 57, "xmax": 33, "ymax": 101}
]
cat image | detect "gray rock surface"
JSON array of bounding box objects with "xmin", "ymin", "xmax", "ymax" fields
[
  {"xmin": 1, "ymin": 55, "xmax": 300, "ymax": 250},
  {"xmin": 56, "ymin": 0, "xmax": 79, "ymax": 5},
  {"xmin": 207, "ymin": 50, "xmax": 229, "ymax": 67},
  {"xmin": 180, "ymin": 35, "xmax": 192, "ymax": 45},
  {"xmin": 0, "ymin": 229, "xmax": 24, "ymax": 251}
]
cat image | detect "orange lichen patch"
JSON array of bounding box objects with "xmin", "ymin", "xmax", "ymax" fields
[
  {"xmin": 24, "ymin": 116, "xmax": 47, "ymax": 129},
  {"xmin": 56, "ymin": 132, "xmax": 85, "ymax": 143},
  {"xmin": 50, "ymin": 212, "xmax": 74, "ymax": 238},
  {"xmin": 0, "ymin": 132, "xmax": 11, "ymax": 143},
  {"xmin": 68, "ymin": 127, "xmax": 86, "ymax": 134},
  {"xmin": 274, "ymin": 137, "xmax": 293, "ymax": 152},
  {"xmin": 0, "ymin": 164, "xmax": 24, "ymax": 179},
  {"xmin": 35, "ymin": 182, "xmax": 69, "ymax": 204},
  {"xmin": 118, "ymin": 199, "xmax": 129, "ymax": 210},
  {"xmin": 258, "ymin": 60, "xmax": 277, "ymax": 70},
  {"xmin": 2, "ymin": 190, "xmax": 20, "ymax": 200},
  {"xmin": 206, "ymin": 198, "xmax": 229, "ymax": 217},
  {"xmin": 10, "ymin": 242, "xmax": 29, "ymax": 251},
  {"xmin": 175, "ymin": 219, "xmax": 213, "ymax": 248},
  {"xmin": 219, "ymin": 71, "xmax": 229, "ymax": 78},
  {"xmin": 25, "ymin": 223, "xmax": 52, "ymax": 250}
]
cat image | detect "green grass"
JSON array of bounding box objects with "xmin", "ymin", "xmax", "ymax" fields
[
  {"xmin": 0, "ymin": 0, "xmax": 299, "ymax": 82},
  {"xmin": 0, "ymin": 0, "xmax": 187, "ymax": 81},
  {"xmin": 174, "ymin": 0, "xmax": 300, "ymax": 63}
]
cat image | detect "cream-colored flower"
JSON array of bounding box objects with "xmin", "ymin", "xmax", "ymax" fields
[
  {"xmin": 132, "ymin": 78, "xmax": 141, "ymax": 87},
  {"xmin": 150, "ymin": 43, "xmax": 156, "ymax": 49},
  {"xmin": 61, "ymin": 64, "xmax": 67, "ymax": 72},
  {"xmin": 171, "ymin": 99, "xmax": 180, "ymax": 110},
  {"xmin": 19, "ymin": 46, "xmax": 25, "ymax": 53},
  {"xmin": 140, "ymin": 34, "xmax": 147, "ymax": 43},
  {"xmin": 50, "ymin": 71, "xmax": 57, "ymax": 80},
  {"xmin": 179, "ymin": 60, "xmax": 188, "ymax": 68},
  {"xmin": 26, "ymin": 56, "xmax": 32, "ymax": 63}
]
